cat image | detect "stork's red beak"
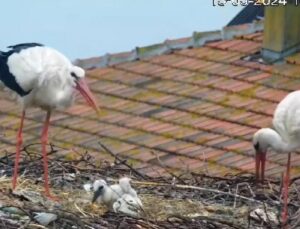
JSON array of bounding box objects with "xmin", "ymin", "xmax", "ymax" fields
[
  {"xmin": 75, "ymin": 78, "xmax": 99, "ymax": 112},
  {"xmin": 255, "ymin": 150, "xmax": 266, "ymax": 183}
]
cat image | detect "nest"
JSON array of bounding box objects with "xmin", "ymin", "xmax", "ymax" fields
[{"xmin": 0, "ymin": 142, "xmax": 300, "ymax": 228}]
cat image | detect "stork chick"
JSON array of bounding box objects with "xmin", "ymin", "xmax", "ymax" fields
[
  {"xmin": 92, "ymin": 177, "xmax": 142, "ymax": 209},
  {"xmin": 113, "ymin": 193, "xmax": 142, "ymax": 217},
  {"xmin": 92, "ymin": 179, "xmax": 123, "ymax": 208},
  {"xmin": 119, "ymin": 177, "xmax": 143, "ymax": 208}
]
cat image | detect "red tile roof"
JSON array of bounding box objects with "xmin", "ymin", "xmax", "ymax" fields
[{"xmin": 1, "ymin": 21, "xmax": 300, "ymax": 178}]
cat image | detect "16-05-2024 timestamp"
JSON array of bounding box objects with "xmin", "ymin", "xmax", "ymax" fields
[{"xmin": 212, "ymin": 0, "xmax": 295, "ymax": 7}]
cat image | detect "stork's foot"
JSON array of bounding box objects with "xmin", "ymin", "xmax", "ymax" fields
[
  {"xmin": 255, "ymin": 179, "xmax": 264, "ymax": 185},
  {"xmin": 281, "ymin": 182, "xmax": 289, "ymax": 227},
  {"xmin": 43, "ymin": 191, "xmax": 59, "ymax": 202},
  {"xmin": 11, "ymin": 179, "xmax": 18, "ymax": 190}
]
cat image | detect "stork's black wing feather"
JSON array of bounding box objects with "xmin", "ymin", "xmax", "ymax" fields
[{"xmin": 7, "ymin": 43, "xmax": 44, "ymax": 53}]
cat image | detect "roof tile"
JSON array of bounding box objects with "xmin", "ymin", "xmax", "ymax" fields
[{"xmin": 1, "ymin": 25, "xmax": 299, "ymax": 178}]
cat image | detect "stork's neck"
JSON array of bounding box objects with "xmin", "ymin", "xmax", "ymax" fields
[{"xmin": 260, "ymin": 128, "xmax": 297, "ymax": 153}]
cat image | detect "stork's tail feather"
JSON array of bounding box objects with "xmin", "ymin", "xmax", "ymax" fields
[
  {"xmin": 0, "ymin": 50, "xmax": 7, "ymax": 88},
  {"xmin": 0, "ymin": 50, "xmax": 4, "ymax": 71}
]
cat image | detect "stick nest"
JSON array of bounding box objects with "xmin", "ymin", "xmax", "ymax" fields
[{"xmin": 0, "ymin": 143, "xmax": 299, "ymax": 229}]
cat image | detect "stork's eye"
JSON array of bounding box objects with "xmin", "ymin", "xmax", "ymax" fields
[{"xmin": 71, "ymin": 72, "xmax": 79, "ymax": 80}]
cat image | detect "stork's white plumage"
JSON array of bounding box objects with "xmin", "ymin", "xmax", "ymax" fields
[
  {"xmin": 252, "ymin": 90, "xmax": 300, "ymax": 225},
  {"xmin": 0, "ymin": 43, "xmax": 99, "ymax": 200}
]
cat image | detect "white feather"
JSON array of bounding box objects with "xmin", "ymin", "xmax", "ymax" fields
[
  {"xmin": 7, "ymin": 46, "xmax": 71, "ymax": 91},
  {"xmin": 83, "ymin": 183, "xmax": 93, "ymax": 192},
  {"xmin": 253, "ymin": 90, "xmax": 300, "ymax": 153},
  {"xmin": 93, "ymin": 179, "xmax": 123, "ymax": 208},
  {"xmin": 272, "ymin": 90, "xmax": 300, "ymax": 143},
  {"xmin": 118, "ymin": 177, "xmax": 143, "ymax": 207},
  {"xmin": 34, "ymin": 212, "xmax": 57, "ymax": 226},
  {"xmin": 6, "ymin": 46, "xmax": 84, "ymax": 110},
  {"xmin": 92, "ymin": 177, "xmax": 143, "ymax": 209},
  {"xmin": 113, "ymin": 194, "xmax": 141, "ymax": 217}
]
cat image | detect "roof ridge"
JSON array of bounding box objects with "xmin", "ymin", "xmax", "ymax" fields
[{"xmin": 74, "ymin": 20, "xmax": 264, "ymax": 69}]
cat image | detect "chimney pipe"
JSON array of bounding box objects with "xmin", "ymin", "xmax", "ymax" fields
[{"xmin": 262, "ymin": 0, "xmax": 300, "ymax": 62}]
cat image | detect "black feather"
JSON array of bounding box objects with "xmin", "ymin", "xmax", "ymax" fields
[
  {"xmin": 92, "ymin": 186, "xmax": 104, "ymax": 203},
  {"xmin": 7, "ymin": 43, "xmax": 44, "ymax": 53},
  {"xmin": 254, "ymin": 142, "xmax": 260, "ymax": 151}
]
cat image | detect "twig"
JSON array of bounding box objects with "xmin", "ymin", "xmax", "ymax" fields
[
  {"xmin": 26, "ymin": 224, "xmax": 48, "ymax": 229},
  {"xmin": 74, "ymin": 203, "xmax": 88, "ymax": 217},
  {"xmin": 98, "ymin": 140, "xmax": 147, "ymax": 179},
  {"xmin": 131, "ymin": 180, "xmax": 276, "ymax": 205},
  {"xmin": 150, "ymin": 150, "xmax": 187, "ymax": 184},
  {"xmin": 18, "ymin": 219, "xmax": 32, "ymax": 229},
  {"xmin": 234, "ymin": 182, "xmax": 256, "ymax": 208},
  {"xmin": 167, "ymin": 214, "xmax": 244, "ymax": 229},
  {"xmin": 262, "ymin": 202, "xmax": 275, "ymax": 228}
]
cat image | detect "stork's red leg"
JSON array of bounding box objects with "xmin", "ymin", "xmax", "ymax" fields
[
  {"xmin": 12, "ymin": 111, "xmax": 25, "ymax": 189},
  {"xmin": 282, "ymin": 152, "xmax": 291, "ymax": 227},
  {"xmin": 41, "ymin": 111, "xmax": 57, "ymax": 200}
]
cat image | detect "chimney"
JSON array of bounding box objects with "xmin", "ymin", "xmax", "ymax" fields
[{"xmin": 262, "ymin": 0, "xmax": 300, "ymax": 62}]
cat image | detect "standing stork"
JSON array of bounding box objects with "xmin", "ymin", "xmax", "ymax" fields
[
  {"xmin": 0, "ymin": 43, "xmax": 99, "ymax": 199},
  {"xmin": 252, "ymin": 90, "xmax": 300, "ymax": 226}
]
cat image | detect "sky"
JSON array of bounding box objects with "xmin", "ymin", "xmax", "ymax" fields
[{"xmin": 1, "ymin": 1, "xmax": 242, "ymax": 60}]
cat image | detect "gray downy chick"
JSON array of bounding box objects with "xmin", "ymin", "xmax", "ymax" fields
[
  {"xmin": 118, "ymin": 177, "xmax": 143, "ymax": 208},
  {"xmin": 92, "ymin": 179, "xmax": 124, "ymax": 208},
  {"xmin": 113, "ymin": 193, "xmax": 141, "ymax": 217}
]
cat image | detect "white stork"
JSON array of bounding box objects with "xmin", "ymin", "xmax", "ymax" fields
[
  {"xmin": 252, "ymin": 90, "xmax": 300, "ymax": 225},
  {"xmin": 0, "ymin": 43, "xmax": 99, "ymax": 199}
]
